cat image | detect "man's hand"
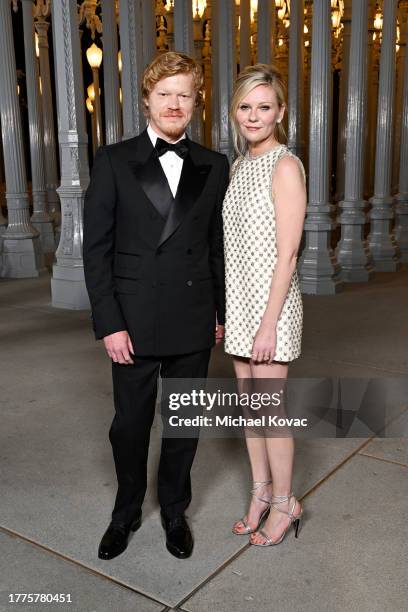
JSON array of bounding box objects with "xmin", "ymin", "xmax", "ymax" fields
[
  {"xmin": 215, "ymin": 324, "xmax": 225, "ymax": 344},
  {"xmin": 103, "ymin": 331, "xmax": 135, "ymax": 364}
]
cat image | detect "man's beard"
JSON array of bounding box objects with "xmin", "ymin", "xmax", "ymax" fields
[
  {"xmin": 159, "ymin": 117, "xmax": 186, "ymax": 140},
  {"xmin": 162, "ymin": 125, "xmax": 185, "ymax": 139}
]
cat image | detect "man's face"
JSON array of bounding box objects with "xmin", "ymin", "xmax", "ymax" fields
[{"xmin": 145, "ymin": 73, "xmax": 196, "ymax": 142}]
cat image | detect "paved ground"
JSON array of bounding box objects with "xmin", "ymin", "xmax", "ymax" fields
[{"xmin": 0, "ymin": 268, "xmax": 407, "ymax": 612}]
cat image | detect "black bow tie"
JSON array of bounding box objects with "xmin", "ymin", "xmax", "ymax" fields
[{"xmin": 155, "ymin": 137, "xmax": 189, "ymax": 159}]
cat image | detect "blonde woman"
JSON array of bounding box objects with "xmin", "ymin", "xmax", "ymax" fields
[{"xmin": 222, "ymin": 64, "xmax": 307, "ymax": 547}]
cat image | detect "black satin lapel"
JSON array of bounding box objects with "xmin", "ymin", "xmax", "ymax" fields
[
  {"xmin": 129, "ymin": 153, "xmax": 174, "ymax": 219},
  {"xmin": 158, "ymin": 156, "xmax": 211, "ymax": 247}
]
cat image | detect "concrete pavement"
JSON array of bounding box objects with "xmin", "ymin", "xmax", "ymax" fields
[{"xmin": 0, "ymin": 268, "xmax": 407, "ymax": 612}]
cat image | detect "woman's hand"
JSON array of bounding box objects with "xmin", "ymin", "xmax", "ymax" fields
[
  {"xmin": 215, "ymin": 324, "xmax": 225, "ymax": 344},
  {"xmin": 251, "ymin": 324, "xmax": 277, "ymax": 364}
]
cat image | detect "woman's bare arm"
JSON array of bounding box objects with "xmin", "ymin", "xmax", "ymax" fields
[{"xmin": 251, "ymin": 155, "xmax": 307, "ymax": 362}]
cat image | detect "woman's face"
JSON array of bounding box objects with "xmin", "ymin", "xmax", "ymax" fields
[{"xmin": 236, "ymin": 84, "xmax": 284, "ymax": 148}]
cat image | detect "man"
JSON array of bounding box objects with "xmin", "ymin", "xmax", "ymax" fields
[{"xmin": 83, "ymin": 52, "xmax": 229, "ymax": 560}]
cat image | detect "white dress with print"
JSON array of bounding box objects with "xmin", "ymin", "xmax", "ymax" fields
[{"xmin": 222, "ymin": 145, "xmax": 305, "ymax": 361}]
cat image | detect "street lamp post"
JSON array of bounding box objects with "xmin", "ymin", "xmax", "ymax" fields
[
  {"xmin": 86, "ymin": 96, "xmax": 97, "ymax": 156},
  {"xmin": 86, "ymin": 43, "xmax": 103, "ymax": 151}
]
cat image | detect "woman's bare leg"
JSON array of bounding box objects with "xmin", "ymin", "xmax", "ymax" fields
[
  {"xmin": 232, "ymin": 357, "xmax": 272, "ymax": 533},
  {"xmin": 249, "ymin": 361, "xmax": 301, "ymax": 544}
]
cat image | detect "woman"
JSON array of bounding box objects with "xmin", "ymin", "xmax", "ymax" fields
[{"xmin": 222, "ymin": 64, "xmax": 307, "ymax": 547}]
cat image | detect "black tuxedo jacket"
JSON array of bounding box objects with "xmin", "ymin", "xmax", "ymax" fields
[{"xmin": 83, "ymin": 129, "xmax": 229, "ymax": 356}]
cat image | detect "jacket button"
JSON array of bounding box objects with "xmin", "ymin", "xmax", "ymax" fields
[
  {"xmin": 187, "ymin": 280, "xmax": 193, "ymax": 286},
  {"xmin": 152, "ymin": 281, "xmax": 157, "ymax": 288},
  {"xmin": 157, "ymin": 249, "xmax": 162, "ymax": 256},
  {"xmin": 186, "ymin": 248, "xmax": 192, "ymax": 255}
]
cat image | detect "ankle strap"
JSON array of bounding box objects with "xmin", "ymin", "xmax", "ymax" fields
[
  {"xmin": 270, "ymin": 492, "xmax": 297, "ymax": 518},
  {"xmin": 271, "ymin": 492, "xmax": 293, "ymax": 503},
  {"xmin": 251, "ymin": 480, "xmax": 272, "ymax": 505},
  {"xmin": 252, "ymin": 480, "xmax": 272, "ymax": 489}
]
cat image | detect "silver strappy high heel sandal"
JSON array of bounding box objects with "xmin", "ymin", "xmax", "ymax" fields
[
  {"xmin": 232, "ymin": 480, "xmax": 272, "ymax": 535},
  {"xmin": 250, "ymin": 492, "xmax": 303, "ymax": 546}
]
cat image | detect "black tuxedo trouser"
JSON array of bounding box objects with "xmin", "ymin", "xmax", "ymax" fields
[{"xmin": 109, "ymin": 348, "xmax": 211, "ymax": 525}]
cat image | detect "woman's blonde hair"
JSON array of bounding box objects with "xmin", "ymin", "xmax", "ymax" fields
[
  {"xmin": 230, "ymin": 64, "xmax": 287, "ymax": 157},
  {"xmin": 141, "ymin": 51, "xmax": 204, "ymax": 116}
]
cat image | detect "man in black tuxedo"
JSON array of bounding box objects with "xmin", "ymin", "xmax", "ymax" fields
[{"xmin": 83, "ymin": 52, "xmax": 229, "ymax": 560}]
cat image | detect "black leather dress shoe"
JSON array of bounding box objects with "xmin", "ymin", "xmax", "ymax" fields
[
  {"xmin": 161, "ymin": 513, "xmax": 193, "ymax": 559},
  {"xmin": 98, "ymin": 514, "xmax": 142, "ymax": 560}
]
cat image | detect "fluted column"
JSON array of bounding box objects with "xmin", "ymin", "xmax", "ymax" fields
[
  {"xmin": 22, "ymin": 0, "xmax": 54, "ymax": 262},
  {"xmin": 212, "ymin": 0, "xmax": 236, "ymax": 158},
  {"xmin": 303, "ymin": 0, "xmax": 313, "ymax": 173},
  {"xmin": 298, "ymin": 0, "xmax": 342, "ymax": 294},
  {"xmin": 239, "ymin": 0, "xmax": 251, "ymax": 70},
  {"xmin": 287, "ymin": 0, "xmax": 305, "ymax": 160},
  {"xmin": 364, "ymin": 0, "xmax": 379, "ymax": 198},
  {"xmin": 35, "ymin": 16, "xmax": 60, "ymax": 244},
  {"xmin": 278, "ymin": 14, "xmax": 289, "ymax": 136},
  {"xmin": 257, "ymin": 0, "xmax": 272, "ymax": 64},
  {"xmin": 275, "ymin": 8, "xmax": 288, "ymax": 78},
  {"xmin": 142, "ymin": 0, "xmax": 156, "ymax": 66},
  {"xmin": 174, "ymin": 0, "xmax": 203, "ymax": 143},
  {"xmin": 0, "ymin": 126, "xmax": 7, "ymax": 229},
  {"xmin": 119, "ymin": 0, "xmax": 145, "ymax": 140},
  {"xmin": 392, "ymin": 1, "xmax": 408, "ymax": 194},
  {"xmin": 202, "ymin": 7, "xmax": 212, "ymax": 148},
  {"xmin": 211, "ymin": 0, "xmax": 220, "ymax": 151},
  {"xmin": 101, "ymin": 0, "xmax": 121, "ymax": 144},
  {"xmin": 271, "ymin": 2, "xmax": 276, "ymax": 64},
  {"xmin": 368, "ymin": 0, "xmax": 400, "ymax": 271},
  {"xmin": 0, "ymin": 0, "xmax": 41, "ymax": 278},
  {"xmin": 166, "ymin": 3, "xmax": 175, "ymax": 51},
  {"xmin": 336, "ymin": 0, "xmax": 373, "ymax": 282},
  {"xmin": 174, "ymin": 0, "xmax": 193, "ymax": 55},
  {"xmin": 395, "ymin": 2, "xmax": 408, "ymax": 262},
  {"xmin": 334, "ymin": 1, "xmax": 352, "ymax": 203},
  {"xmin": 51, "ymin": 0, "xmax": 90, "ymax": 308}
]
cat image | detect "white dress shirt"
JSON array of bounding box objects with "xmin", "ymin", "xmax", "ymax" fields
[{"xmin": 147, "ymin": 123, "xmax": 186, "ymax": 198}]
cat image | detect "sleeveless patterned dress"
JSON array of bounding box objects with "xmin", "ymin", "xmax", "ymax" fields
[{"xmin": 222, "ymin": 144, "xmax": 305, "ymax": 362}]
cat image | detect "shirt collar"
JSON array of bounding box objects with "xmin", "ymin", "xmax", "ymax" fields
[{"xmin": 147, "ymin": 123, "xmax": 186, "ymax": 148}]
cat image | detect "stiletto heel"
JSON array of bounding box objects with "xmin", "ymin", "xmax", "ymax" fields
[
  {"xmin": 250, "ymin": 492, "xmax": 303, "ymax": 547},
  {"xmin": 232, "ymin": 480, "xmax": 272, "ymax": 535}
]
